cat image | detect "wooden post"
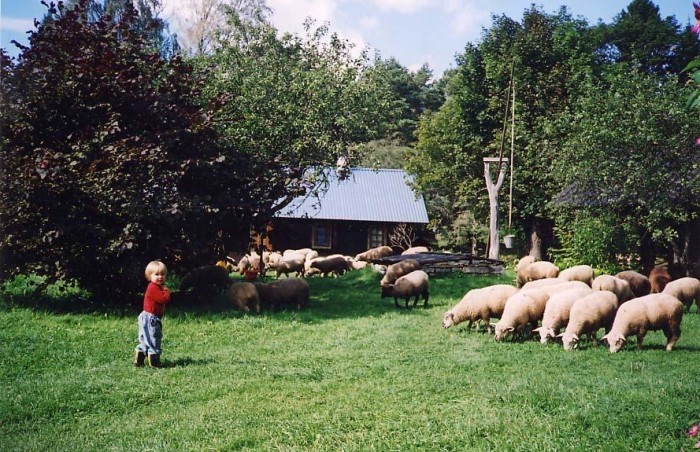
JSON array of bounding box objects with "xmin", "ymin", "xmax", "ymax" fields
[{"xmin": 484, "ymin": 157, "xmax": 508, "ymax": 260}]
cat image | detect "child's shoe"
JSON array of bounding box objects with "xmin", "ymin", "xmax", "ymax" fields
[
  {"xmin": 148, "ymin": 354, "xmax": 161, "ymax": 368},
  {"xmin": 134, "ymin": 350, "xmax": 146, "ymax": 367}
]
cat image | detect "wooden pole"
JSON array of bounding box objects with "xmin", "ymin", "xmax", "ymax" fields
[
  {"xmin": 509, "ymin": 77, "xmax": 515, "ymax": 229},
  {"xmin": 484, "ymin": 157, "xmax": 508, "ymax": 260}
]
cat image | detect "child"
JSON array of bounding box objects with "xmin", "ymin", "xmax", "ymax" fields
[{"xmin": 134, "ymin": 260, "xmax": 171, "ymax": 368}]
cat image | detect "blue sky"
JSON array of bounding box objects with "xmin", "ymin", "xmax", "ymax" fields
[{"xmin": 1, "ymin": 0, "xmax": 695, "ymax": 76}]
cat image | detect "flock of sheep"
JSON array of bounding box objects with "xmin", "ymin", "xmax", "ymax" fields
[{"xmin": 443, "ymin": 257, "xmax": 700, "ymax": 353}]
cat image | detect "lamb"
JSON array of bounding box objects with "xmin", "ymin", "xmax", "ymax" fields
[
  {"xmin": 649, "ymin": 266, "xmax": 672, "ymax": 293},
  {"xmin": 601, "ymin": 293, "xmax": 684, "ymax": 352},
  {"xmin": 442, "ymin": 284, "xmax": 519, "ymax": 332},
  {"xmin": 253, "ymin": 278, "xmax": 310, "ymax": 311},
  {"xmin": 533, "ymin": 287, "xmax": 593, "ymax": 343},
  {"xmin": 558, "ymin": 265, "xmax": 594, "ymax": 286},
  {"xmin": 179, "ymin": 265, "xmax": 230, "ymax": 293},
  {"xmin": 381, "ymin": 270, "xmax": 429, "ymax": 308},
  {"xmin": 591, "ymin": 275, "xmax": 635, "ymax": 304},
  {"xmin": 494, "ymin": 288, "xmax": 549, "ymax": 341},
  {"xmin": 516, "ymin": 261, "xmax": 559, "ymax": 288},
  {"xmin": 614, "ymin": 270, "xmax": 651, "ymax": 298},
  {"xmin": 380, "ymin": 259, "xmax": 421, "ymax": 287},
  {"xmin": 228, "ymin": 282, "xmax": 260, "ymax": 313},
  {"xmin": 401, "ymin": 246, "xmax": 429, "ymax": 255},
  {"xmin": 310, "ymin": 255, "xmax": 350, "ymax": 277},
  {"xmin": 271, "ymin": 258, "xmax": 305, "ymax": 278},
  {"xmin": 355, "ymin": 245, "xmax": 393, "ymax": 262},
  {"xmin": 662, "ymin": 277, "xmax": 700, "ymax": 312},
  {"xmin": 559, "ymin": 291, "xmax": 619, "ymax": 350}
]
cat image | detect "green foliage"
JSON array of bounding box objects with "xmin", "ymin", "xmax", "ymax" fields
[{"xmin": 1, "ymin": 272, "xmax": 699, "ymax": 450}]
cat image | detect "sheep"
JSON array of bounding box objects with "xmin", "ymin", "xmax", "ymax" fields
[
  {"xmin": 533, "ymin": 287, "xmax": 593, "ymax": 343},
  {"xmin": 601, "ymin": 294, "xmax": 684, "ymax": 352},
  {"xmin": 516, "ymin": 261, "xmax": 559, "ymax": 288},
  {"xmin": 349, "ymin": 260, "xmax": 369, "ymax": 270},
  {"xmin": 591, "ymin": 275, "xmax": 635, "ymax": 304},
  {"xmin": 538, "ymin": 280, "xmax": 591, "ymax": 297},
  {"xmin": 401, "ymin": 246, "xmax": 429, "ymax": 255},
  {"xmin": 662, "ymin": 277, "xmax": 700, "ymax": 312},
  {"xmin": 559, "ymin": 291, "xmax": 619, "ymax": 350},
  {"xmin": 521, "ymin": 278, "xmax": 570, "ymax": 290},
  {"xmin": 614, "ymin": 270, "xmax": 651, "ymax": 298},
  {"xmin": 381, "ymin": 270, "xmax": 429, "ymax": 308},
  {"xmin": 310, "ymin": 255, "xmax": 350, "ymax": 277},
  {"xmin": 372, "ymin": 264, "xmax": 388, "ymax": 275},
  {"xmin": 515, "ymin": 256, "xmax": 537, "ymax": 272},
  {"xmin": 228, "ymin": 282, "xmax": 260, "ymax": 313},
  {"xmin": 179, "ymin": 265, "xmax": 230, "ymax": 294},
  {"xmin": 305, "ymin": 250, "xmax": 319, "ymax": 264},
  {"xmin": 494, "ymin": 289, "xmax": 549, "ymax": 341},
  {"xmin": 355, "ymin": 245, "xmax": 393, "ymax": 262},
  {"xmin": 237, "ymin": 255, "xmax": 250, "ymax": 275},
  {"xmin": 253, "ymin": 278, "xmax": 310, "ymax": 311},
  {"xmin": 558, "ymin": 265, "xmax": 594, "ymax": 286},
  {"xmin": 380, "ymin": 259, "xmax": 421, "ymax": 287},
  {"xmin": 649, "ymin": 266, "xmax": 673, "ymax": 293},
  {"xmin": 271, "ymin": 258, "xmax": 305, "ymax": 279},
  {"xmin": 442, "ymin": 284, "xmax": 519, "ymax": 332}
]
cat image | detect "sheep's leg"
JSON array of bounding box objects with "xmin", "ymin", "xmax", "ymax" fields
[
  {"xmin": 423, "ymin": 291, "xmax": 429, "ymax": 308},
  {"xmin": 636, "ymin": 331, "xmax": 646, "ymax": 350},
  {"xmin": 394, "ymin": 297, "xmax": 401, "ymax": 309}
]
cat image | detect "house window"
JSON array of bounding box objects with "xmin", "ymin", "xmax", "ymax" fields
[
  {"xmin": 312, "ymin": 224, "xmax": 332, "ymax": 249},
  {"xmin": 368, "ymin": 225, "xmax": 386, "ymax": 249}
]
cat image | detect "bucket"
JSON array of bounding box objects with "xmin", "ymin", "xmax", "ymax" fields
[{"xmin": 503, "ymin": 235, "xmax": 515, "ymax": 249}]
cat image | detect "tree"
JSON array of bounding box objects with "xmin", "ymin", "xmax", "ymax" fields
[{"xmin": 0, "ymin": 0, "xmax": 246, "ymax": 301}]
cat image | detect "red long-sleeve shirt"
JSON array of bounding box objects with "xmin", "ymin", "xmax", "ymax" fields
[{"xmin": 143, "ymin": 282, "xmax": 171, "ymax": 317}]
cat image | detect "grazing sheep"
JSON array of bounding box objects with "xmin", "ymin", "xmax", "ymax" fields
[
  {"xmin": 649, "ymin": 266, "xmax": 673, "ymax": 293},
  {"xmin": 601, "ymin": 294, "xmax": 684, "ymax": 352},
  {"xmin": 494, "ymin": 289, "xmax": 549, "ymax": 341},
  {"xmin": 533, "ymin": 287, "xmax": 593, "ymax": 343},
  {"xmin": 401, "ymin": 246, "xmax": 429, "ymax": 255},
  {"xmin": 228, "ymin": 282, "xmax": 260, "ymax": 313},
  {"xmin": 442, "ymin": 284, "xmax": 519, "ymax": 332},
  {"xmin": 615, "ymin": 270, "xmax": 651, "ymax": 298},
  {"xmin": 538, "ymin": 280, "xmax": 591, "ymax": 297},
  {"xmin": 516, "ymin": 261, "xmax": 560, "ymax": 288},
  {"xmin": 662, "ymin": 277, "xmax": 700, "ymax": 312},
  {"xmin": 558, "ymin": 265, "xmax": 594, "ymax": 286},
  {"xmin": 305, "ymin": 250, "xmax": 319, "ymax": 264},
  {"xmin": 522, "ymin": 278, "xmax": 570, "ymax": 290},
  {"xmin": 515, "ymin": 256, "xmax": 537, "ymax": 272},
  {"xmin": 591, "ymin": 275, "xmax": 635, "ymax": 304},
  {"xmin": 380, "ymin": 259, "xmax": 421, "ymax": 287},
  {"xmin": 271, "ymin": 258, "xmax": 305, "ymax": 278},
  {"xmin": 381, "ymin": 270, "xmax": 429, "ymax": 308},
  {"xmin": 253, "ymin": 278, "xmax": 310, "ymax": 311},
  {"xmin": 179, "ymin": 265, "xmax": 230, "ymax": 293},
  {"xmin": 310, "ymin": 255, "xmax": 350, "ymax": 277},
  {"xmin": 559, "ymin": 291, "xmax": 619, "ymax": 350},
  {"xmin": 355, "ymin": 246, "xmax": 393, "ymax": 262}
]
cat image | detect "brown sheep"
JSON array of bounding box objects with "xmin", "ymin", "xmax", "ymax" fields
[
  {"xmin": 614, "ymin": 270, "xmax": 651, "ymax": 298},
  {"xmin": 380, "ymin": 259, "xmax": 421, "ymax": 287},
  {"xmin": 253, "ymin": 278, "xmax": 309, "ymax": 311},
  {"xmin": 649, "ymin": 266, "xmax": 672, "ymax": 293},
  {"xmin": 228, "ymin": 282, "xmax": 260, "ymax": 313},
  {"xmin": 355, "ymin": 246, "xmax": 393, "ymax": 262}
]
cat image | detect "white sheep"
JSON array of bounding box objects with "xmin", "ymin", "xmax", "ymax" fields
[
  {"xmin": 271, "ymin": 258, "xmax": 305, "ymax": 278},
  {"xmin": 228, "ymin": 282, "xmax": 260, "ymax": 313},
  {"xmin": 515, "ymin": 256, "xmax": 537, "ymax": 272},
  {"xmin": 310, "ymin": 255, "xmax": 349, "ymax": 277},
  {"xmin": 559, "ymin": 290, "xmax": 618, "ymax": 350},
  {"xmin": 401, "ymin": 246, "xmax": 429, "ymax": 255},
  {"xmin": 253, "ymin": 278, "xmax": 310, "ymax": 311},
  {"xmin": 349, "ymin": 260, "xmax": 369, "ymax": 270},
  {"xmin": 662, "ymin": 277, "xmax": 700, "ymax": 312},
  {"xmin": 381, "ymin": 270, "xmax": 429, "ymax": 308},
  {"xmin": 614, "ymin": 270, "xmax": 651, "ymax": 298},
  {"xmin": 516, "ymin": 261, "xmax": 560, "ymax": 288},
  {"xmin": 442, "ymin": 284, "xmax": 519, "ymax": 332},
  {"xmin": 601, "ymin": 293, "xmax": 684, "ymax": 352},
  {"xmin": 355, "ymin": 245, "xmax": 393, "ymax": 262},
  {"xmin": 538, "ymin": 280, "xmax": 591, "ymax": 297},
  {"xmin": 494, "ymin": 288, "xmax": 549, "ymax": 341},
  {"xmin": 521, "ymin": 278, "xmax": 570, "ymax": 290},
  {"xmin": 591, "ymin": 275, "xmax": 635, "ymax": 304},
  {"xmin": 380, "ymin": 259, "xmax": 421, "ymax": 287},
  {"xmin": 533, "ymin": 287, "xmax": 593, "ymax": 343},
  {"xmin": 558, "ymin": 265, "xmax": 594, "ymax": 286}
]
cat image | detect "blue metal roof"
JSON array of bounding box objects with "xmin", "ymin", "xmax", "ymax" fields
[{"xmin": 275, "ymin": 168, "xmax": 429, "ymax": 224}]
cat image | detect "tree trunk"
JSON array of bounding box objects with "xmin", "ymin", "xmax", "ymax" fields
[
  {"xmin": 527, "ymin": 217, "xmax": 554, "ymax": 261},
  {"xmin": 484, "ymin": 160, "xmax": 507, "ymax": 260}
]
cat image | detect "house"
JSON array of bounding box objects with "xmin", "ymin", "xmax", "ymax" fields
[{"xmin": 271, "ymin": 168, "xmax": 429, "ymax": 256}]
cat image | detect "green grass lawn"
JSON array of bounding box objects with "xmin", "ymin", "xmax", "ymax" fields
[{"xmin": 1, "ymin": 269, "xmax": 699, "ymax": 451}]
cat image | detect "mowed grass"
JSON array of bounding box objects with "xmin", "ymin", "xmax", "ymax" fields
[{"xmin": 1, "ymin": 269, "xmax": 699, "ymax": 451}]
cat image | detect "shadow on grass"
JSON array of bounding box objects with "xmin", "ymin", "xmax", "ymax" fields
[{"xmin": 162, "ymin": 356, "xmax": 215, "ymax": 368}]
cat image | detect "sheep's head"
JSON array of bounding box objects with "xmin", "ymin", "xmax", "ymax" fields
[
  {"xmin": 494, "ymin": 324, "xmax": 514, "ymax": 341},
  {"xmin": 442, "ymin": 311, "xmax": 455, "ymax": 328},
  {"xmin": 380, "ymin": 284, "xmax": 394, "ymax": 299},
  {"xmin": 602, "ymin": 333, "xmax": 626, "ymax": 353},
  {"xmin": 533, "ymin": 326, "xmax": 555, "ymax": 344},
  {"xmin": 561, "ymin": 332, "xmax": 579, "ymax": 350}
]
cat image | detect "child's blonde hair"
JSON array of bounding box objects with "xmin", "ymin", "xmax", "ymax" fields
[{"xmin": 145, "ymin": 260, "xmax": 167, "ymax": 280}]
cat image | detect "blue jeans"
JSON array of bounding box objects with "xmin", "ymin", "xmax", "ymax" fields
[{"xmin": 135, "ymin": 311, "xmax": 163, "ymax": 356}]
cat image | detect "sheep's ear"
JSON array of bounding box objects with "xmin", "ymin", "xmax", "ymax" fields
[
  {"xmin": 506, "ymin": 326, "xmax": 515, "ymax": 332},
  {"xmin": 532, "ymin": 327, "xmax": 542, "ymax": 333},
  {"xmin": 601, "ymin": 334, "xmax": 609, "ymax": 342},
  {"xmin": 556, "ymin": 332, "xmax": 565, "ymax": 338}
]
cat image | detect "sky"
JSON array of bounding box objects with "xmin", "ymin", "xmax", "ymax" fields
[{"xmin": 1, "ymin": 0, "xmax": 696, "ymax": 76}]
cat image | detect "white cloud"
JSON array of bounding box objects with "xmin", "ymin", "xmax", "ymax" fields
[
  {"xmin": 1, "ymin": 17, "xmax": 36, "ymax": 33},
  {"xmin": 267, "ymin": 0, "xmax": 339, "ymax": 36},
  {"xmin": 359, "ymin": 15, "xmax": 379, "ymax": 30},
  {"xmin": 444, "ymin": 0, "xmax": 490, "ymax": 35},
  {"xmin": 373, "ymin": 0, "xmax": 434, "ymax": 14}
]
